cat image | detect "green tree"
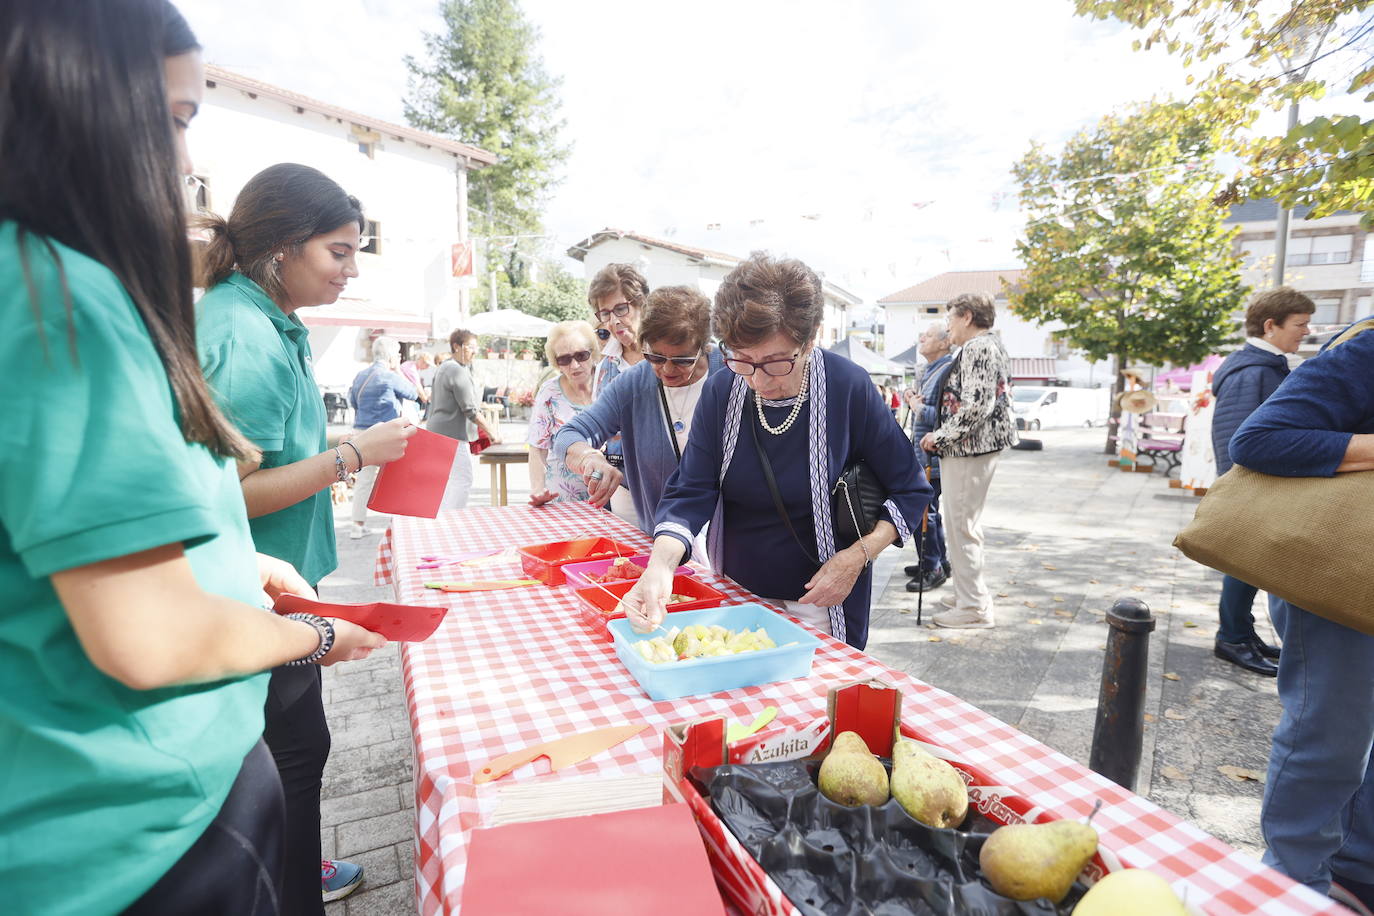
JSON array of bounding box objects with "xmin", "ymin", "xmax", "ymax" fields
[
  {"xmin": 507, "ymin": 262, "xmax": 588, "ymax": 324},
  {"xmin": 1074, "ymin": 0, "xmax": 1374, "ymax": 223},
  {"xmin": 404, "ymin": 0, "xmax": 570, "ymax": 284},
  {"xmin": 1010, "ymin": 102, "xmax": 1250, "ymax": 452}
]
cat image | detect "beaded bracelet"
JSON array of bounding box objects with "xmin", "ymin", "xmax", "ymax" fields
[
  {"xmin": 332, "ymin": 447, "xmax": 350, "ymax": 483},
  {"xmin": 284, "ymin": 613, "xmax": 335, "ymax": 666}
]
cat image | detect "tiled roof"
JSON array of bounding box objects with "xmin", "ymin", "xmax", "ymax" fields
[
  {"xmin": 566, "ymin": 229, "xmax": 743, "ymax": 264},
  {"xmin": 203, "ymin": 65, "xmax": 497, "ymax": 166},
  {"xmin": 567, "ymin": 229, "xmax": 862, "ymax": 306},
  {"xmin": 1225, "ymin": 198, "xmax": 1360, "ymax": 223},
  {"xmin": 877, "ymin": 269, "xmax": 1024, "ymax": 305}
]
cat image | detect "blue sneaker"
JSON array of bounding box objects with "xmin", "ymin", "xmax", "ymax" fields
[{"xmin": 322, "ymin": 859, "xmax": 364, "ymax": 903}]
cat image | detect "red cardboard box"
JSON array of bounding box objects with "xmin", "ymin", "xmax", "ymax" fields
[{"xmin": 660, "ymin": 681, "xmax": 1110, "ymax": 916}]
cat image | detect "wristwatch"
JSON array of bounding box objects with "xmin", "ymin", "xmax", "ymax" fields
[{"xmin": 284, "ymin": 612, "xmax": 335, "ymax": 666}]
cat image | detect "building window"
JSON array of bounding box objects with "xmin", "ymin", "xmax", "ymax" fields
[
  {"xmin": 361, "ymin": 220, "xmax": 382, "ymax": 255},
  {"xmin": 1313, "ymin": 298, "xmax": 1342, "ymax": 324},
  {"xmin": 357, "ymin": 141, "xmax": 375, "ymax": 158},
  {"xmin": 1288, "ymin": 234, "xmax": 1353, "ymax": 267},
  {"xmin": 184, "ymin": 174, "xmax": 211, "ymax": 213},
  {"xmin": 1239, "ymin": 237, "xmax": 1275, "ymax": 270}
]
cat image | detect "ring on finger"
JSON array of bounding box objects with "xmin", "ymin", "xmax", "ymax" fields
[{"xmin": 589, "ymin": 469, "xmax": 604, "ymax": 481}]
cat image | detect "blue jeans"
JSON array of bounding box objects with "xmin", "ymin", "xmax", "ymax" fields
[
  {"xmin": 1262, "ymin": 595, "xmax": 1374, "ymax": 893},
  {"xmin": 1217, "ymin": 574, "xmax": 1260, "ymax": 643}
]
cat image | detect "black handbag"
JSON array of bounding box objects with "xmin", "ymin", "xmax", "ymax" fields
[{"xmin": 749, "ymin": 393, "xmax": 888, "ymax": 565}]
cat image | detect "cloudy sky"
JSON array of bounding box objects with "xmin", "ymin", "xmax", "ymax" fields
[{"xmin": 175, "ymin": 0, "xmax": 1356, "ymax": 304}]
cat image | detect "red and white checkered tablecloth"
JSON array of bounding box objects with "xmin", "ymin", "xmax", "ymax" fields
[{"xmin": 377, "ymin": 502, "xmax": 1340, "ymax": 916}]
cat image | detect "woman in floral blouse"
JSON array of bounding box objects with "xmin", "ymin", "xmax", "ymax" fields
[
  {"xmin": 527, "ymin": 321, "xmax": 600, "ymax": 505},
  {"xmin": 919, "ymin": 292, "xmax": 1016, "ymax": 629}
]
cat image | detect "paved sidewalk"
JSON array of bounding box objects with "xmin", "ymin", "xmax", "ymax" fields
[{"xmin": 318, "ymin": 425, "xmax": 1282, "ymax": 913}]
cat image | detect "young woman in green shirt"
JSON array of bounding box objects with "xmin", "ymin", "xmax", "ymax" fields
[
  {"xmin": 0, "ymin": 3, "xmax": 385, "ymax": 914},
  {"xmin": 195, "ymin": 162, "xmax": 416, "ymax": 911}
]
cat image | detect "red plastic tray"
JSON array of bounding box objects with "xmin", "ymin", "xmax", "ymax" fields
[
  {"xmin": 517, "ymin": 537, "xmax": 640, "ymax": 586},
  {"xmin": 571, "ymin": 575, "xmax": 729, "ymax": 642},
  {"xmin": 561, "ymin": 554, "xmax": 696, "ymax": 591}
]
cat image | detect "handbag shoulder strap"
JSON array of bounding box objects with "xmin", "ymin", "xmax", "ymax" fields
[
  {"xmin": 749, "ymin": 393, "xmax": 819, "ymax": 566},
  {"xmin": 1328, "ymin": 317, "xmax": 1374, "ymax": 351},
  {"xmin": 657, "ymin": 380, "xmax": 683, "ymax": 463}
]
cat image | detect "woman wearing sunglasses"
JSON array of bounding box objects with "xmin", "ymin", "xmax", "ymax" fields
[
  {"xmin": 527, "ymin": 321, "xmax": 601, "ymax": 505},
  {"xmin": 551, "ymin": 287, "xmax": 726, "ymax": 540},
  {"xmin": 616, "ymin": 255, "xmax": 930, "ymax": 650}
]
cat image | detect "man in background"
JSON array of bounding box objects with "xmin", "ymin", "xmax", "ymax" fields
[{"xmin": 904, "ymin": 323, "xmax": 955, "ymax": 593}]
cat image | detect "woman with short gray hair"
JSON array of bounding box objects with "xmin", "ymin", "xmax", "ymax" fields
[{"xmin": 348, "ymin": 336, "xmax": 419, "ymax": 537}]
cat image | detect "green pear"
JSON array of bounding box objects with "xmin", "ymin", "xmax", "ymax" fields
[
  {"xmin": 890, "ymin": 739, "xmax": 968, "ymax": 829},
  {"xmin": 817, "ymin": 731, "xmax": 889, "ymax": 807},
  {"xmin": 1072, "ymin": 868, "xmax": 1186, "ymax": 915},
  {"xmin": 978, "ymin": 819, "xmax": 1098, "ymax": 903}
]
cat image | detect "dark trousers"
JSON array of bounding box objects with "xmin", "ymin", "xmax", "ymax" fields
[
  {"xmin": 1217, "ymin": 574, "xmax": 1260, "ymax": 643},
  {"xmin": 264, "ymin": 664, "xmax": 332, "ymax": 916},
  {"xmin": 124, "ymin": 740, "xmax": 284, "ymax": 915}
]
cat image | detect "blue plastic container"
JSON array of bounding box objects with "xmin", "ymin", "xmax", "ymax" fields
[{"xmin": 608, "ymin": 603, "xmax": 822, "ymax": 701}]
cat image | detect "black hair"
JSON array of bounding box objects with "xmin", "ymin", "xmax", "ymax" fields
[
  {"xmin": 196, "ymin": 163, "xmax": 365, "ymax": 304},
  {"xmin": 0, "ymin": 0, "xmax": 256, "ymax": 460}
]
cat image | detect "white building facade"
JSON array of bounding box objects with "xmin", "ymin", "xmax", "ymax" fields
[
  {"xmin": 193, "ymin": 66, "xmax": 496, "ymax": 386},
  {"xmin": 878, "ymin": 269, "xmax": 1103, "ymax": 387},
  {"xmin": 567, "ymin": 230, "xmax": 861, "ymax": 346},
  {"xmin": 1228, "ymin": 199, "xmax": 1372, "ymax": 333}
]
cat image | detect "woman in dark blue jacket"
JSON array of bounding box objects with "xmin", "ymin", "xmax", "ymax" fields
[{"xmin": 1209, "ymin": 288, "xmax": 1312, "ymax": 675}]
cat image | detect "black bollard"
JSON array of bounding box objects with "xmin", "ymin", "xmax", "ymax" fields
[{"xmin": 1088, "ymin": 597, "xmax": 1156, "ymax": 792}]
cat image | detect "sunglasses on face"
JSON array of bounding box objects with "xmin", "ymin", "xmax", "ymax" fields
[
  {"xmin": 723, "ymin": 350, "xmax": 802, "ymax": 377},
  {"xmin": 642, "ymin": 348, "xmax": 702, "ymax": 369},
  {"xmin": 554, "ymin": 349, "xmax": 593, "ymax": 367},
  {"xmin": 593, "ymin": 301, "xmax": 633, "ymax": 324}
]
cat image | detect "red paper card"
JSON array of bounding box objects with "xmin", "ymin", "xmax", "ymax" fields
[
  {"xmin": 366, "ymin": 427, "xmax": 459, "ymax": 518},
  {"xmin": 461, "ymin": 803, "xmax": 725, "ymax": 916},
  {"xmin": 273, "ymin": 593, "xmax": 448, "ymax": 642}
]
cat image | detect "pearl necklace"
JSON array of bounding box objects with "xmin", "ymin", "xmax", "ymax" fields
[{"xmin": 755, "ymin": 357, "xmax": 810, "ymax": 435}]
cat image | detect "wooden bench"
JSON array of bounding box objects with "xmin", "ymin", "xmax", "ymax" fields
[{"xmin": 1136, "ymin": 412, "xmax": 1186, "ymax": 476}]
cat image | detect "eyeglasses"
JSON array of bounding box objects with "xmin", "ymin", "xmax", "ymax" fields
[
  {"xmin": 593, "ymin": 301, "xmax": 633, "ymax": 324},
  {"xmin": 642, "ymin": 348, "xmax": 702, "ymax": 369},
  {"xmin": 554, "ymin": 349, "xmax": 593, "ymax": 367},
  {"xmin": 724, "ymin": 350, "xmax": 802, "ymax": 377}
]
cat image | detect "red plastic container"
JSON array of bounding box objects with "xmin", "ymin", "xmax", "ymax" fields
[
  {"xmin": 517, "ymin": 537, "xmax": 640, "ymax": 586},
  {"xmin": 572, "ymin": 575, "xmax": 729, "ymax": 642},
  {"xmin": 562, "ymin": 554, "xmax": 696, "ymax": 591}
]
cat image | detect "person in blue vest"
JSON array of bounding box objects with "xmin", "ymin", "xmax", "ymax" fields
[
  {"xmin": 903, "ymin": 322, "xmax": 955, "ymax": 593},
  {"xmin": 1209, "ymin": 287, "xmax": 1313, "ymax": 676},
  {"xmin": 552, "ymin": 286, "xmax": 727, "ymax": 540},
  {"xmin": 1230, "ymin": 315, "xmax": 1374, "ymax": 911}
]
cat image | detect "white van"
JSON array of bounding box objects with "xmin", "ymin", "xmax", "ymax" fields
[{"xmin": 1011, "ymin": 386, "xmax": 1109, "ymax": 430}]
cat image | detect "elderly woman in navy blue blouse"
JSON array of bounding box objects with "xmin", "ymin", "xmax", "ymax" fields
[{"xmin": 617, "ymin": 254, "xmax": 931, "ymax": 650}]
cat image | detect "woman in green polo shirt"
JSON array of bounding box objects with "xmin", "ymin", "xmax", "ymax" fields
[
  {"xmin": 195, "ymin": 162, "xmax": 416, "ymax": 911},
  {"xmin": 0, "ymin": 3, "xmax": 386, "ymax": 915}
]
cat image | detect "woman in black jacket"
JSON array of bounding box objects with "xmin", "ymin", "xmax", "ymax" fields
[{"xmin": 1209, "ymin": 287, "xmax": 1313, "ymax": 676}]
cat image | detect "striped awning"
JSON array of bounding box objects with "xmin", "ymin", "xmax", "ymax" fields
[{"xmin": 1009, "ymin": 357, "xmax": 1057, "ymax": 379}]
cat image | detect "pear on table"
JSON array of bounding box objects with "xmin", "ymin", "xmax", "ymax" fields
[
  {"xmin": 978, "ymin": 816, "xmax": 1098, "ymax": 903},
  {"xmin": 817, "ymin": 731, "xmax": 889, "ymax": 807},
  {"xmin": 890, "ymin": 738, "xmax": 968, "ymax": 829},
  {"xmin": 1071, "ymin": 867, "xmax": 1186, "ymax": 915}
]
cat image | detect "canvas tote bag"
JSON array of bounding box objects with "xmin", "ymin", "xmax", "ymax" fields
[{"xmin": 1173, "ymin": 316, "xmax": 1374, "ymax": 634}]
